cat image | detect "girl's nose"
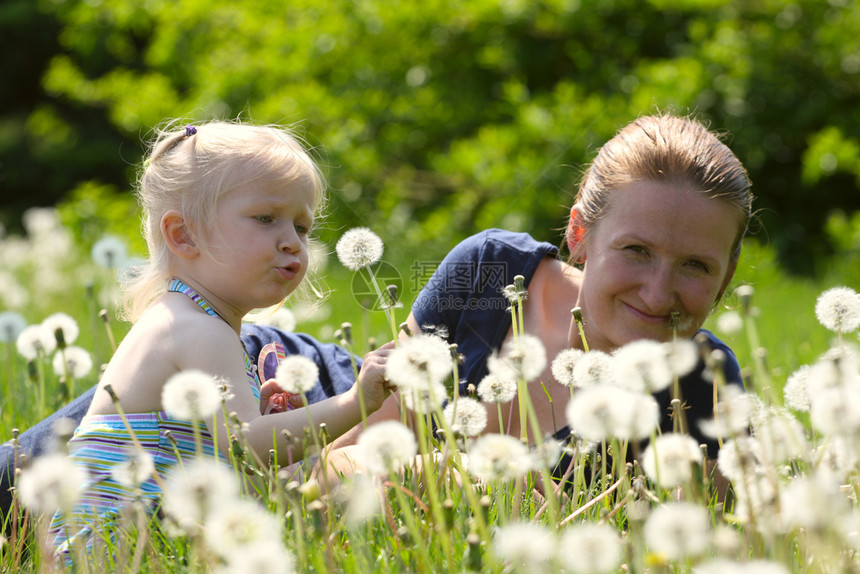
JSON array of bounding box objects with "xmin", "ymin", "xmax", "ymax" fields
[{"xmin": 279, "ymin": 227, "xmax": 301, "ymax": 254}]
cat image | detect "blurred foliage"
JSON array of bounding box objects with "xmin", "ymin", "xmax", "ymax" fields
[{"xmin": 2, "ymin": 0, "xmax": 860, "ymax": 272}]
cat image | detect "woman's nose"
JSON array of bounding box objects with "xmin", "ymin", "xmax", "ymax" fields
[{"xmin": 639, "ymin": 265, "xmax": 676, "ymax": 312}]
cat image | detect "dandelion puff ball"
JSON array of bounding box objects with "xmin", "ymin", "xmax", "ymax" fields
[
  {"xmin": 477, "ymin": 371, "xmax": 517, "ymax": 403},
  {"xmin": 385, "ymin": 334, "xmax": 452, "ymax": 389},
  {"xmin": 161, "ymin": 369, "xmax": 222, "ymax": 421},
  {"xmin": 163, "ymin": 457, "xmax": 240, "ymax": 532},
  {"xmin": 815, "ymin": 286, "xmax": 860, "ymax": 334},
  {"xmin": 110, "ymin": 450, "xmax": 155, "ymax": 489},
  {"xmin": 356, "ymin": 421, "xmax": 417, "ymax": 475},
  {"xmin": 213, "ymin": 539, "xmax": 297, "ymax": 574},
  {"xmin": 402, "ymin": 380, "xmax": 447, "ymax": 413},
  {"xmin": 91, "ymin": 235, "xmax": 128, "ymax": 269},
  {"xmin": 641, "ymin": 433, "xmax": 702, "ymax": 488},
  {"xmin": 612, "ymin": 339, "xmax": 672, "ymax": 393},
  {"xmin": 41, "ymin": 312, "xmax": 80, "ymax": 346},
  {"xmin": 204, "ymin": 498, "xmax": 283, "ymax": 557},
  {"xmin": 469, "ymin": 433, "xmax": 531, "ymax": 482},
  {"xmin": 0, "ymin": 311, "xmax": 27, "ymax": 343},
  {"xmin": 17, "ymin": 453, "xmax": 85, "ymax": 513},
  {"xmin": 551, "ymin": 348, "xmax": 583, "ymax": 388},
  {"xmin": 335, "ymin": 227, "xmax": 384, "ymax": 271},
  {"xmin": 274, "ymin": 354, "xmax": 319, "ymax": 394},
  {"xmin": 644, "ymin": 502, "xmax": 710, "ymax": 561},
  {"xmin": 488, "ymin": 334, "xmax": 547, "ymax": 383},
  {"xmin": 783, "ymin": 364, "xmax": 811, "ymax": 412},
  {"xmin": 52, "ymin": 345, "xmax": 93, "ymax": 379},
  {"xmin": 16, "ymin": 324, "xmax": 55, "ymax": 359},
  {"xmin": 715, "ymin": 310, "xmax": 744, "ymax": 335},
  {"xmin": 559, "ymin": 522, "xmax": 623, "ymax": 574},
  {"xmin": 443, "ymin": 396, "xmax": 487, "ymax": 437},
  {"xmin": 493, "ymin": 522, "xmax": 556, "ymax": 573},
  {"xmin": 572, "ymin": 350, "xmax": 616, "ymax": 387}
]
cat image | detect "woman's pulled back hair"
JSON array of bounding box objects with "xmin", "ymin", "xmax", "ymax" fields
[
  {"xmin": 571, "ymin": 113, "xmax": 753, "ymax": 262},
  {"xmin": 122, "ymin": 119, "xmax": 325, "ymax": 322}
]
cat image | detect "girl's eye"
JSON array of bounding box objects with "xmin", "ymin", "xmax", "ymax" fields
[{"xmin": 295, "ymin": 223, "xmax": 310, "ymax": 236}]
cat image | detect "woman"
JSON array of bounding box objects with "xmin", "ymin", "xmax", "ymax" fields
[{"xmin": 402, "ymin": 113, "xmax": 750, "ymax": 457}]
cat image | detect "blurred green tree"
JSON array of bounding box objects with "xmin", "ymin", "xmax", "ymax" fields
[{"xmin": 2, "ymin": 0, "xmax": 859, "ymax": 272}]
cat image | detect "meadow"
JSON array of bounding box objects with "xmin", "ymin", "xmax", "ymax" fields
[{"xmin": 1, "ymin": 202, "xmax": 860, "ymax": 573}]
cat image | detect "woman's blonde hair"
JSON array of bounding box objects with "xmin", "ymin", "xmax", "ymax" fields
[{"xmin": 122, "ymin": 120, "xmax": 326, "ymax": 322}]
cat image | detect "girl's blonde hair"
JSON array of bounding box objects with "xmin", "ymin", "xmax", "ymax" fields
[{"xmin": 122, "ymin": 120, "xmax": 326, "ymax": 322}]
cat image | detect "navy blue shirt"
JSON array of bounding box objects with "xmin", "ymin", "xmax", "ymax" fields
[{"xmin": 411, "ymin": 229, "xmax": 743, "ymax": 457}]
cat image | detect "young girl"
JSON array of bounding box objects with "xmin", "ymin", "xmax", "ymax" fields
[{"xmin": 48, "ymin": 121, "xmax": 392, "ymax": 557}]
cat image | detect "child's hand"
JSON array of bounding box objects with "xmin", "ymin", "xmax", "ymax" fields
[
  {"xmin": 259, "ymin": 379, "xmax": 303, "ymax": 415},
  {"xmin": 355, "ymin": 341, "xmax": 396, "ymax": 412}
]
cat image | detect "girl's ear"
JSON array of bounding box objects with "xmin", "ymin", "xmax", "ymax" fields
[
  {"xmin": 567, "ymin": 205, "xmax": 587, "ymax": 264},
  {"xmin": 162, "ymin": 210, "xmax": 199, "ymax": 259}
]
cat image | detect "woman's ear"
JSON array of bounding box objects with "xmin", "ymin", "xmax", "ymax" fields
[
  {"xmin": 162, "ymin": 210, "xmax": 199, "ymax": 259},
  {"xmin": 567, "ymin": 205, "xmax": 587, "ymax": 264}
]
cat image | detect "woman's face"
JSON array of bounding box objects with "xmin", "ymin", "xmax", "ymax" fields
[{"xmin": 577, "ymin": 180, "xmax": 742, "ymax": 351}]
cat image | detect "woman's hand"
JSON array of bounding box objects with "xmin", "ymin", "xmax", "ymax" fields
[{"xmin": 355, "ymin": 341, "xmax": 396, "ymax": 412}]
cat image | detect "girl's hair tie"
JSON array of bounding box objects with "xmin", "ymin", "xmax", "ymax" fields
[{"xmin": 185, "ymin": 125, "xmax": 197, "ymax": 137}]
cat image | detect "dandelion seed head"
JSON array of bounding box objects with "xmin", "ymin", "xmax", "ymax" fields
[
  {"xmin": 715, "ymin": 310, "xmax": 744, "ymax": 335},
  {"xmin": 111, "ymin": 450, "xmax": 155, "ymax": 488},
  {"xmin": 468, "ymin": 433, "xmax": 531, "ymax": 482},
  {"xmin": 91, "ymin": 235, "xmax": 128, "ymax": 269},
  {"xmin": 641, "ymin": 433, "xmax": 702, "ymax": 488},
  {"xmin": 204, "ymin": 498, "xmax": 282, "ymax": 557},
  {"xmin": 531, "ymin": 438, "xmax": 564, "ymax": 470},
  {"xmin": 213, "ymin": 539, "xmax": 297, "ymax": 574},
  {"xmin": 551, "ymin": 348, "xmax": 584, "ymax": 388},
  {"xmin": 0, "ymin": 311, "xmax": 27, "ymax": 343},
  {"xmin": 163, "ymin": 457, "xmax": 240, "ymax": 532},
  {"xmin": 753, "ymin": 408, "xmax": 808, "ymax": 465},
  {"xmin": 572, "ymin": 350, "xmax": 616, "ymax": 387},
  {"xmin": 816, "ymin": 435, "xmax": 859, "ymax": 480},
  {"xmin": 699, "ymin": 386, "xmax": 753, "ymax": 440},
  {"xmin": 732, "ymin": 471, "xmax": 779, "ymax": 529},
  {"xmin": 16, "ymin": 324, "xmax": 55, "ymax": 359},
  {"xmin": 339, "ymin": 474, "xmax": 382, "ymax": 526},
  {"xmin": 356, "ymin": 421, "xmax": 417, "ymax": 474},
  {"xmin": 443, "ymin": 397, "xmax": 487, "ymax": 437},
  {"xmin": 386, "ymin": 334, "xmax": 452, "ymax": 389},
  {"xmin": 780, "ymin": 472, "xmax": 849, "ymax": 532},
  {"xmin": 477, "ymin": 372, "xmax": 518, "ymax": 403},
  {"xmin": 161, "ymin": 369, "xmax": 222, "ymax": 421},
  {"xmin": 717, "ymin": 436, "xmax": 762, "ymax": 482},
  {"xmin": 644, "ymin": 502, "xmax": 710, "ymax": 560},
  {"xmin": 17, "ymin": 453, "xmax": 85, "ymax": 513},
  {"xmin": 612, "ymin": 339, "xmax": 672, "ymax": 393},
  {"xmin": 52, "ymin": 345, "xmax": 93, "ymax": 379},
  {"xmin": 559, "ymin": 522, "xmax": 623, "ymax": 574},
  {"xmin": 810, "ymin": 386, "xmax": 860, "ymax": 436},
  {"xmin": 566, "ymin": 385, "xmax": 658, "ymax": 442},
  {"xmin": 274, "ymin": 354, "xmax": 319, "ymax": 394},
  {"xmin": 815, "ymin": 286, "xmax": 860, "ymax": 334},
  {"xmin": 493, "ymin": 522, "xmax": 556, "ymax": 573},
  {"xmin": 663, "ymin": 339, "xmax": 699, "ymax": 378},
  {"xmin": 335, "ymin": 227, "xmax": 384, "ymax": 271},
  {"xmin": 402, "ymin": 380, "xmax": 447, "ymax": 413},
  {"xmin": 783, "ymin": 364, "xmax": 811, "ymax": 411},
  {"xmin": 41, "ymin": 312, "xmax": 79, "ymax": 346},
  {"xmin": 488, "ymin": 334, "xmax": 547, "ymax": 383}
]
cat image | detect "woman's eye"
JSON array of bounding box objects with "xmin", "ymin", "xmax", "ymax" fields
[
  {"xmin": 255, "ymin": 215, "xmax": 274, "ymax": 224},
  {"xmin": 625, "ymin": 245, "xmax": 648, "ymax": 256},
  {"xmin": 686, "ymin": 260, "xmax": 710, "ymax": 273}
]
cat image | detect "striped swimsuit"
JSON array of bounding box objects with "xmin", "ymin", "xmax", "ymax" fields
[{"xmin": 48, "ymin": 280, "xmax": 261, "ymax": 560}]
